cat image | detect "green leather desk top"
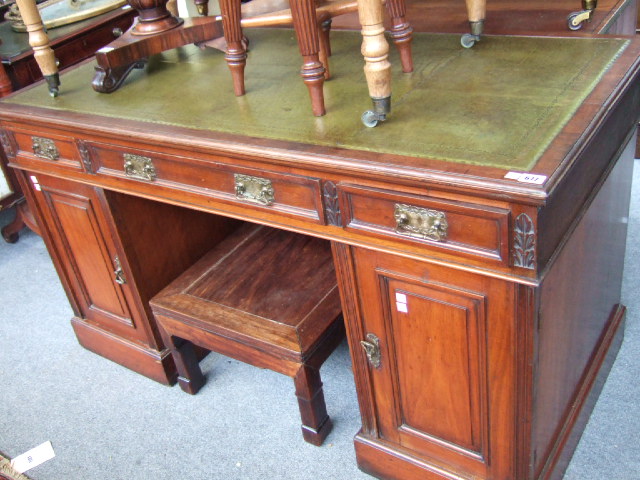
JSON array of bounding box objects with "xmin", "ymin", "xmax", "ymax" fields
[{"xmin": 3, "ymin": 29, "xmax": 628, "ymax": 171}]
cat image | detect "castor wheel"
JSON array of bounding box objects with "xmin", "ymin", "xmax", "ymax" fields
[
  {"xmin": 460, "ymin": 33, "xmax": 480, "ymax": 49},
  {"xmin": 361, "ymin": 110, "xmax": 381, "ymax": 128},
  {"xmin": 567, "ymin": 10, "xmax": 587, "ymax": 30},
  {"xmin": 362, "ymin": 97, "xmax": 390, "ymax": 128},
  {"xmin": 567, "ymin": 0, "xmax": 597, "ymax": 31}
]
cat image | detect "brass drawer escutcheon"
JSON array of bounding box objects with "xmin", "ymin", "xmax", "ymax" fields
[
  {"xmin": 394, "ymin": 203, "xmax": 448, "ymax": 242},
  {"xmin": 234, "ymin": 173, "xmax": 275, "ymax": 206},
  {"xmin": 123, "ymin": 153, "xmax": 156, "ymax": 181},
  {"xmin": 32, "ymin": 136, "xmax": 59, "ymax": 161}
]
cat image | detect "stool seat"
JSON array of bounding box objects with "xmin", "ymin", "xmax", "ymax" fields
[{"xmin": 151, "ymin": 222, "xmax": 344, "ymax": 445}]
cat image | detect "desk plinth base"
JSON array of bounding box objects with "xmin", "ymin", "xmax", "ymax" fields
[{"xmin": 71, "ymin": 316, "xmax": 177, "ymax": 385}]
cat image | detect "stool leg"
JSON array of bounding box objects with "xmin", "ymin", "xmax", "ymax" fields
[
  {"xmin": 15, "ymin": 0, "xmax": 59, "ymax": 96},
  {"xmin": 219, "ymin": 0, "xmax": 247, "ymax": 96},
  {"xmin": 293, "ymin": 365, "xmax": 332, "ymax": 445},
  {"xmin": 384, "ymin": 0, "xmax": 413, "ymax": 73},
  {"xmin": 462, "ymin": 0, "xmax": 485, "ymax": 47},
  {"xmin": 319, "ymin": 19, "xmax": 332, "ymax": 79},
  {"xmin": 289, "ymin": 0, "xmax": 326, "ymax": 116},
  {"xmin": 357, "ymin": 0, "xmax": 391, "ymax": 127},
  {"xmin": 165, "ymin": 334, "xmax": 206, "ymax": 394}
]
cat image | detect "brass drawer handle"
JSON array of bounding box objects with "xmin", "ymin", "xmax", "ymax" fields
[
  {"xmin": 394, "ymin": 203, "xmax": 448, "ymax": 242},
  {"xmin": 123, "ymin": 153, "xmax": 156, "ymax": 181},
  {"xmin": 360, "ymin": 333, "xmax": 381, "ymax": 369},
  {"xmin": 234, "ymin": 173, "xmax": 275, "ymax": 206},
  {"xmin": 32, "ymin": 136, "xmax": 59, "ymax": 161}
]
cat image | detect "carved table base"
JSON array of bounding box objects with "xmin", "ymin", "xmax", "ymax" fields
[{"xmin": 92, "ymin": 16, "xmax": 225, "ymax": 93}]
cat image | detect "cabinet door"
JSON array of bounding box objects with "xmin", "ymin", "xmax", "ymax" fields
[
  {"xmin": 346, "ymin": 247, "xmax": 518, "ymax": 479},
  {"xmin": 26, "ymin": 172, "xmax": 150, "ymax": 344}
]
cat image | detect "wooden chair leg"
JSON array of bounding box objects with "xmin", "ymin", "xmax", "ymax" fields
[
  {"xmin": 465, "ymin": 0, "xmax": 486, "ymax": 29},
  {"xmin": 357, "ymin": 0, "xmax": 391, "ymax": 126},
  {"xmin": 462, "ymin": 0, "xmax": 485, "ymax": 47},
  {"xmin": 290, "ymin": 0, "xmax": 326, "ymax": 116},
  {"xmin": 15, "ymin": 0, "xmax": 59, "ymax": 96},
  {"xmin": 319, "ymin": 18, "xmax": 332, "ymax": 79},
  {"xmin": 219, "ymin": 0, "xmax": 247, "ymax": 96},
  {"xmin": 164, "ymin": 334, "xmax": 206, "ymax": 394},
  {"xmin": 384, "ymin": 0, "xmax": 413, "ymax": 73},
  {"xmin": 293, "ymin": 365, "xmax": 332, "ymax": 445}
]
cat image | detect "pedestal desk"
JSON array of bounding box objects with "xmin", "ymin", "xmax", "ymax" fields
[{"xmin": 1, "ymin": 29, "xmax": 639, "ymax": 480}]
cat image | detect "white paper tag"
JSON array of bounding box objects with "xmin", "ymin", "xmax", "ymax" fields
[
  {"xmin": 29, "ymin": 175, "xmax": 41, "ymax": 191},
  {"xmin": 504, "ymin": 171, "xmax": 547, "ymax": 185},
  {"xmin": 395, "ymin": 291, "xmax": 408, "ymax": 313},
  {"xmin": 11, "ymin": 441, "xmax": 55, "ymax": 474}
]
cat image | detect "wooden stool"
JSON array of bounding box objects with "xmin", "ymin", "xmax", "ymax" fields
[
  {"xmin": 212, "ymin": 0, "xmax": 414, "ymax": 116},
  {"xmin": 150, "ymin": 223, "xmax": 344, "ymax": 445}
]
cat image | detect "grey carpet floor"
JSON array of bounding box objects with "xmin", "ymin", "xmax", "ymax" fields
[{"xmin": 1, "ymin": 161, "xmax": 639, "ymax": 479}]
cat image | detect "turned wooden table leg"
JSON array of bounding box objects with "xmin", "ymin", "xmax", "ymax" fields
[
  {"xmin": 461, "ymin": 0, "xmax": 486, "ymax": 48},
  {"xmin": 15, "ymin": 0, "xmax": 59, "ymax": 96},
  {"xmin": 290, "ymin": 0, "xmax": 326, "ymax": 117},
  {"xmin": 357, "ymin": 0, "xmax": 391, "ymax": 127},
  {"xmin": 219, "ymin": 0, "xmax": 247, "ymax": 96},
  {"xmin": 385, "ymin": 0, "xmax": 413, "ymax": 73}
]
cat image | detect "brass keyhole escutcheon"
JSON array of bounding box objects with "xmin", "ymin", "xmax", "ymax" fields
[{"xmin": 360, "ymin": 333, "xmax": 381, "ymax": 369}]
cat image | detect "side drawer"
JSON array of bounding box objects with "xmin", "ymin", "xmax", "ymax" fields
[
  {"xmin": 339, "ymin": 184, "xmax": 511, "ymax": 264},
  {"xmin": 86, "ymin": 142, "xmax": 325, "ymax": 224},
  {"xmin": 8, "ymin": 128, "xmax": 83, "ymax": 171}
]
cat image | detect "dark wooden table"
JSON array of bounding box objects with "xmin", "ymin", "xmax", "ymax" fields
[
  {"xmin": 0, "ymin": 6, "xmax": 135, "ymax": 94},
  {"xmin": 1, "ymin": 27, "xmax": 638, "ymax": 480}
]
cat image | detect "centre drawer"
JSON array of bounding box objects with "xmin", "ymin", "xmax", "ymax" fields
[
  {"xmin": 86, "ymin": 142, "xmax": 324, "ymax": 224},
  {"xmin": 339, "ymin": 184, "xmax": 511, "ymax": 264}
]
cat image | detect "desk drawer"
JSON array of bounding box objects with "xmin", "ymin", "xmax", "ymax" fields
[
  {"xmin": 340, "ymin": 185, "xmax": 510, "ymax": 263},
  {"xmin": 10, "ymin": 128, "xmax": 82, "ymax": 171},
  {"xmin": 87, "ymin": 142, "xmax": 324, "ymax": 223}
]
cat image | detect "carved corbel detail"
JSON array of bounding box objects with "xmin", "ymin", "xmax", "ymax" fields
[
  {"xmin": 513, "ymin": 213, "xmax": 536, "ymax": 269},
  {"xmin": 323, "ymin": 181, "xmax": 341, "ymax": 226},
  {"xmin": 0, "ymin": 129, "xmax": 15, "ymax": 158},
  {"xmin": 76, "ymin": 140, "xmax": 95, "ymax": 174}
]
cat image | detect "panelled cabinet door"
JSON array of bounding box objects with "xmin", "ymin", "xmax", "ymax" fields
[
  {"xmin": 350, "ymin": 248, "xmax": 518, "ymax": 479},
  {"xmin": 26, "ymin": 172, "xmax": 149, "ymax": 344}
]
